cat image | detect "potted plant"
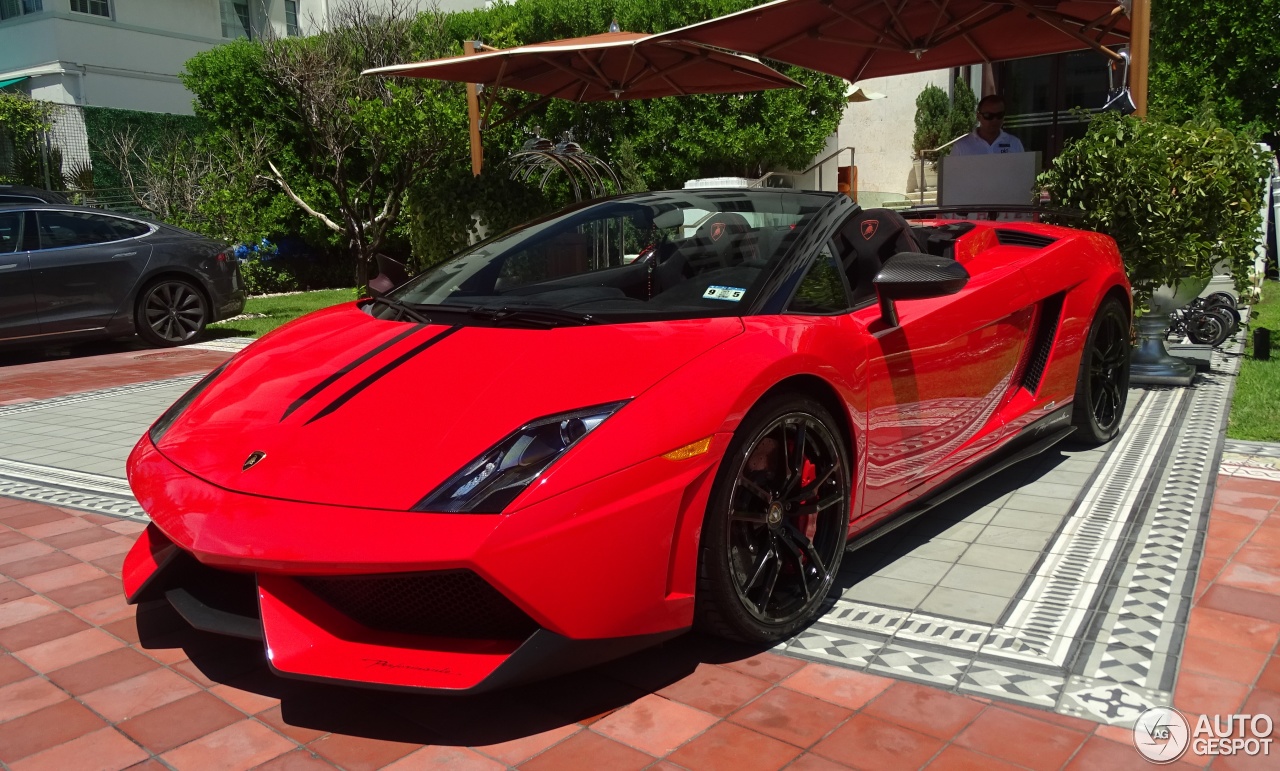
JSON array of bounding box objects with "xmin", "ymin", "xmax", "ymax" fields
[
  {"xmin": 1039, "ymin": 109, "xmax": 1270, "ymax": 384},
  {"xmin": 911, "ymin": 84, "xmax": 951, "ymax": 192}
]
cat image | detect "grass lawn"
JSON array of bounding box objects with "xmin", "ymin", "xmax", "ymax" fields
[
  {"xmin": 1227, "ymin": 280, "xmax": 1280, "ymax": 441},
  {"xmin": 207, "ymin": 288, "xmax": 360, "ymax": 339}
]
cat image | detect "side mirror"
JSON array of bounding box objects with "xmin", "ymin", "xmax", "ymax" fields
[
  {"xmin": 367, "ymin": 253, "xmax": 410, "ymax": 298},
  {"xmin": 873, "ymin": 252, "xmax": 970, "ymax": 327}
]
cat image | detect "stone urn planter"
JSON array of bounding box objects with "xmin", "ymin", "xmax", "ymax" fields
[{"xmin": 1129, "ymin": 277, "xmax": 1211, "ymax": 386}]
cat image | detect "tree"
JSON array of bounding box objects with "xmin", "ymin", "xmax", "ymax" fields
[
  {"xmin": 0, "ymin": 93, "xmax": 52, "ymax": 185},
  {"xmin": 443, "ymin": 0, "xmax": 847, "ymax": 188},
  {"xmin": 912, "ymin": 84, "xmax": 951, "ymax": 158},
  {"xmin": 1150, "ymin": 0, "xmax": 1280, "ymax": 143},
  {"xmin": 948, "ymin": 78, "xmax": 977, "ymax": 144},
  {"xmin": 98, "ymin": 125, "xmax": 289, "ymax": 244},
  {"xmin": 184, "ymin": 0, "xmax": 468, "ymax": 284}
]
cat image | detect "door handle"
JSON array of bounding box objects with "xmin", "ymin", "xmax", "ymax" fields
[{"xmin": 111, "ymin": 251, "xmax": 137, "ymax": 259}]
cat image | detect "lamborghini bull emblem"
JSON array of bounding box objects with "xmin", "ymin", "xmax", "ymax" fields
[
  {"xmin": 861, "ymin": 220, "xmax": 879, "ymax": 240},
  {"xmin": 242, "ymin": 451, "xmax": 267, "ymax": 471},
  {"xmin": 711, "ymin": 222, "xmax": 726, "ymax": 241}
]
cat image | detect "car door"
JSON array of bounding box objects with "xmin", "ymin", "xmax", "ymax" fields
[
  {"xmin": 842, "ymin": 225, "xmax": 1032, "ymax": 516},
  {"xmin": 0, "ymin": 210, "xmax": 39, "ymax": 340},
  {"xmin": 31, "ymin": 210, "xmax": 153, "ymax": 334}
]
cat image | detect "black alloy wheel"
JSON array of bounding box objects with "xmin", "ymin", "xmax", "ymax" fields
[
  {"xmin": 136, "ymin": 279, "xmax": 209, "ymax": 347},
  {"xmin": 1071, "ymin": 297, "xmax": 1130, "ymax": 445},
  {"xmin": 1187, "ymin": 310, "xmax": 1229, "ymax": 347},
  {"xmin": 696, "ymin": 394, "xmax": 850, "ymax": 643}
]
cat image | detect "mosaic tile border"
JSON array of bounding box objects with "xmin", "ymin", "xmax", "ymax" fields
[
  {"xmin": 0, "ymin": 378, "xmax": 201, "ymax": 519},
  {"xmin": 0, "ymin": 375, "xmax": 200, "ymax": 418},
  {"xmin": 0, "ymin": 458, "xmax": 147, "ymax": 521},
  {"xmin": 782, "ymin": 342, "xmax": 1243, "ymax": 726}
]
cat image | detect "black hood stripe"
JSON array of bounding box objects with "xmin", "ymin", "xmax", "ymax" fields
[
  {"xmin": 304, "ymin": 326, "xmax": 462, "ymax": 425},
  {"xmin": 281, "ymin": 324, "xmax": 425, "ymax": 422}
]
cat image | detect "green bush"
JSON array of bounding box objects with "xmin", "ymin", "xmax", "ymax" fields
[
  {"xmin": 237, "ymin": 256, "xmax": 301, "ymax": 295},
  {"xmin": 1039, "ymin": 109, "xmax": 1271, "ymax": 308},
  {"xmin": 913, "ymin": 85, "xmax": 951, "ymax": 157},
  {"xmin": 82, "ymin": 106, "xmax": 205, "ymax": 191},
  {"xmin": 0, "ymin": 93, "xmax": 52, "ymax": 184}
]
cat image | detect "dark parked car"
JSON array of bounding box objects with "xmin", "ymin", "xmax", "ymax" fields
[
  {"xmin": 0, "ymin": 185, "xmax": 70, "ymax": 205},
  {"xmin": 0, "ymin": 204, "xmax": 246, "ymax": 349}
]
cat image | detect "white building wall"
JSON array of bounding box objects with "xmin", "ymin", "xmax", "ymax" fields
[
  {"xmin": 0, "ymin": 0, "xmax": 488, "ymax": 116},
  {"xmin": 838, "ymin": 70, "xmax": 952, "ymax": 197}
]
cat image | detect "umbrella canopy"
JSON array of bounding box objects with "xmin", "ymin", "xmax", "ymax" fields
[
  {"xmin": 654, "ymin": 0, "xmax": 1131, "ymax": 82},
  {"xmin": 364, "ymin": 31, "xmax": 801, "ymax": 102}
]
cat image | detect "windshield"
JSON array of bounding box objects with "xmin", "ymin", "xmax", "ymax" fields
[{"xmin": 387, "ymin": 190, "xmax": 830, "ymax": 324}]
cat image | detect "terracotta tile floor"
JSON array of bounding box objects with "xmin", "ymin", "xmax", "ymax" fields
[{"xmin": 0, "ymin": 349, "xmax": 1277, "ymax": 769}]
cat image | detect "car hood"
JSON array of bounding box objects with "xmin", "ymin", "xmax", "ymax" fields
[{"xmin": 154, "ymin": 303, "xmax": 743, "ymax": 510}]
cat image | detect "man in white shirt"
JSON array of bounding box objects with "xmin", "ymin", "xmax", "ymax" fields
[{"xmin": 952, "ymin": 95, "xmax": 1024, "ymax": 155}]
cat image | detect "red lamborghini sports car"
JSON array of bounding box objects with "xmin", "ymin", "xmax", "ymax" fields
[{"xmin": 123, "ymin": 189, "xmax": 1131, "ymax": 692}]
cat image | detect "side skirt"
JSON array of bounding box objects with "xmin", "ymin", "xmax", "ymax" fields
[{"xmin": 846, "ymin": 406, "xmax": 1075, "ymax": 553}]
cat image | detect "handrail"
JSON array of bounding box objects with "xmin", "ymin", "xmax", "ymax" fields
[
  {"xmin": 915, "ymin": 134, "xmax": 968, "ymax": 204},
  {"xmin": 750, "ymin": 146, "xmax": 856, "ymax": 191}
]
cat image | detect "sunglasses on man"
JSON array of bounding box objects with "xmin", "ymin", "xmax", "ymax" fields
[{"xmin": 979, "ymin": 111, "xmax": 1006, "ymax": 120}]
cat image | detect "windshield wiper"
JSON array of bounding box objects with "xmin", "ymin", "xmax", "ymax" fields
[
  {"xmin": 369, "ymin": 297, "xmax": 433, "ymax": 324},
  {"xmin": 464, "ymin": 305, "xmax": 597, "ymax": 328}
]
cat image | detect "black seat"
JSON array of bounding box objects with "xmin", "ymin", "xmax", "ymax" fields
[
  {"xmin": 687, "ymin": 212, "xmax": 753, "ymax": 271},
  {"xmin": 652, "ymin": 212, "xmax": 753, "ymax": 295},
  {"xmin": 838, "ymin": 208, "xmax": 923, "ymax": 304}
]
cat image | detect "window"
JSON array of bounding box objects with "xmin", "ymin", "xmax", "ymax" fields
[
  {"xmin": 70, "ymin": 0, "xmax": 109, "ymax": 18},
  {"xmin": 285, "ymin": 0, "xmax": 300, "ymax": 36},
  {"xmin": 0, "ymin": 0, "xmax": 43, "ymax": 22},
  {"xmin": 36, "ymin": 211, "xmax": 149, "ymax": 249},
  {"xmin": 220, "ymin": 0, "xmax": 250, "ymax": 39},
  {"xmin": 788, "ymin": 244, "xmax": 850, "ymax": 314},
  {"xmin": 0, "ymin": 212, "xmax": 21, "ymax": 253}
]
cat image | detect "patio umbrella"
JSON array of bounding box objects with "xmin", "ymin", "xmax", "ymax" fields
[
  {"xmin": 363, "ymin": 31, "xmax": 802, "ymax": 103},
  {"xmin": 654, "ymin": 0, "xmax": 1132, "ymax": 82}
]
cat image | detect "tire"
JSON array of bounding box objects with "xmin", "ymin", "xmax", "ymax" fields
[
  {"xmin": 1202, "ymin": 291, "xmax": 1238, "ymax": 310},
  {"xmin": 135, "ymin": 278, "xmax": 209, "ymax": 347},
  {"xmin": 1186, "ymin": 310, "xmax": 1229, "ymax": 346},
  {"xmin": 1208, "ymin": 305, "xmax": 1241, "ymax": 334},
  {"xmin": 695, "ymin": 393, "xmax": 851, "ymax": 643},
  {"xmin": 1070, "ymin": 297, "xmax": 1130, "ymax": 445}
]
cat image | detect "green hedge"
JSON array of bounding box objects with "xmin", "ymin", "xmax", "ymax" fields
[{"xmin": 83, "ymin": 106, "xmax": 205, "ymax": 190}]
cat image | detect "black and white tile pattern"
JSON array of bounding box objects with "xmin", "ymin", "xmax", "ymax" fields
[{"xmin": 781, "ymin": 344, "xmax": 1242, "ymax": 726}]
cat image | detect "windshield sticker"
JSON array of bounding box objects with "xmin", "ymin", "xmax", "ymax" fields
[{"xmin": 703, "ymin": 286, "xmax": 746, "ymax": 302}]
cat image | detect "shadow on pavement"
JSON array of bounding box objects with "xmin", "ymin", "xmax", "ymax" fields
[{"xmin": 133, "ymin": 598, "xmax": 773, "ymax": 746}]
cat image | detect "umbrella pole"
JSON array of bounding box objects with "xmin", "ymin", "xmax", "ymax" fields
[
  {"xmin": 1129, "ymin": 0, "xmax": 1150, "ymax": 117},
  {"xmin": 465, "ymin": 40, "xmax": 484, "ymax": 175}
]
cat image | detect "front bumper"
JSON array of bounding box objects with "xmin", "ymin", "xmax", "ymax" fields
[{"xmin": 124, "ymin": 434, "xmax": 721, "ymax": 691}]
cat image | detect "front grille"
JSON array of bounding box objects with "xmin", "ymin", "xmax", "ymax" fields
[
  {"xmin": 996, "ymin": 229, "xmax": 1057, "ymax": 249},
  {"xmin": 298, "ymin": 570, "xmax": 539, "ymax": 640}
]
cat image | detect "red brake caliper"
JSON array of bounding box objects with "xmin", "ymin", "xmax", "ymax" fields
[{"xmin": 797, "ymin": 457, "xmax": 817, "ymax": 541}]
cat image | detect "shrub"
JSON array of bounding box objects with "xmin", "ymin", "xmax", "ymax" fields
[
  {"xmin": 1039, "ymin": 109, "xmax": 1271, "ymax": 308},
  {"xmin": 912, "ymin": 85, "xmax": 951, "ymax": 158}
]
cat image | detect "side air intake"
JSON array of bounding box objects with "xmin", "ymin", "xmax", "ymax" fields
[
  {"xmin": 996, "ymin": 230, "xmax": 1057, "ymax": 249},
  {"xmin": 1022, "ymin": 294, "xmax": 1065, "ymax": 393}
]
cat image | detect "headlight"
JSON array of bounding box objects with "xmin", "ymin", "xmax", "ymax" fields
[
  {"xmin": 414, "ymin": 400, "xmax": 629, "ymax": 514},
  {"xmin": 148, "ymin": 363, "xmax": 228, "ymax": 444}
]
